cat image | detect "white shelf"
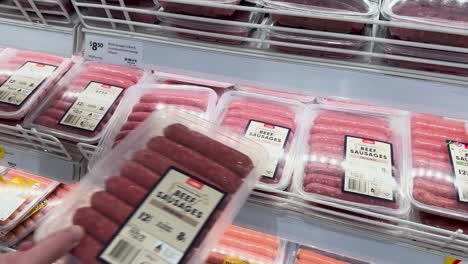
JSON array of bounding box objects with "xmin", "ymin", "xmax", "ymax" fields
[
  {"xmin": 0, "ymin": 18, "xmax": 77, "ymax": 56},
  {"xmin": 82, "ymin": 28, "xmax": 468, "ymax": 120}
]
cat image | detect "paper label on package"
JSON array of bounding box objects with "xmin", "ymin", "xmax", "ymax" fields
[
  {"xmin": 343, "ymin": 136, "xmax": 395, "ymax": 201},
  {"xmin": 244, "ymin": 120, "xmax": 290, "ymax": 179},
  {"xmin": 0, "ymin": 62, "xmax": 57, "ymax": 106},
  {"xmin": 448, "ymin": 141, "xmax": 468, "ymax": 203},
  {"xmin": 59, "ymin": 81, "xmax": 123, "ymax": 131},
  {"xmin": 99, "ymin": 168, "xmax": 225, "ymax": 264}
]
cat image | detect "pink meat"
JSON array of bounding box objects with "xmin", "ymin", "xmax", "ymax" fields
[
  {"xmin": 308, "ymin": 133, "xmax": 345, "ymax": 146},
  {"xmin": 314, "ymin": 110, "xmax": 391, "ymax": 136},
  {"xmin": 412, "ymin": 129, "xmax": 468, "ymax": 143},
  {"xmin": 419, "ymin": 211, "xmax": 468, "ymax": 232},
  {"xmin": 73, "ymin": 207, "xmax": 118, "ymax": 243},
  {"xmin": 120, "ymin": 161, "xmax": 162, "ymax": 188},
  {"xmin": 91, "ymin": 191, "xmax": 133, "ymax": 225},
  {"xmin": 412, "ymin": 148, "xmax": 449, "ymax": 162},
  {"xmin": 413, "ymin": 177, "xmax": 457, "ymax": 199},
  {"xmin": 86, "ymin": 63, "xmax": 143, "ymax": 83},
  {"xmin": 224, "ymin": 110, "xmax": 296, "ymax": 130},
  {"xmin": 105, "ymin": 176, "xmax": 147, "ymax": 206},
  {"xmin": 127, "ymin": 112, "xmax": 151, "ymax": 122},
  {"xmin": 228, "ymin": 99, "xmax": 297, "ymax": 121},
  {"xmin": 310, "ymin": 123, "xmax": 389, "ymax": 142},
  {"xmin": 159, "ymin": 0, "xmax": 240, "ymax": 18},
  {"xmin": 411, "ymin": 116, "xmax": 467, "ymax": 135},
  {"xmin": 71, "ymin": 235, "xmax": 102, "ymax": 264},
  {"xmin": 413, "ymin": 188, "xmax": 468, "ymax": 212},
  {"xmin": 139, "ymin": 93, "xmax": 208, "ymax": 109},
  {"xmin": 304, "ymin": 182, "xmax": 398, "ymax": 209},
  {"xmin": 412, "ymin": 155, "xmax": 452, "ymax": 174},
  {"xmin": 412, "ymin": 136, "xmax": 449, "ymax": 152},
  {"xmin": 305, "ymin": 161, "xmax": 343, "ymax": 177},
  {"xmin": 303, "ymin": 173, "xmax": 342, "ymax": 187}
]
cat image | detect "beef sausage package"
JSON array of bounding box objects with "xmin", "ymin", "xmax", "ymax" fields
[
  {"xmin": 207, "ymin": 225, "xmax": 286, "ymax": 264},
  {"xmin": 24, "ymin": 61, "xmax": 148, "ymax": 144},
  {"xmin": 0, "ymin": 166, "xmax": 59, "ymax": 235},
  {"xmin": 214, "ymin": 91, "xmax": 307, "ymax": 190},
  {"xmin": 382, "ymin": 0, "xmax": 468, "ymax": 48},
  {"xmin": 0, "ymin": 183, "xmax": 75, "ymax": 247},
  {"xmin": 292, "ymin": 103, "xmax": 410, "ymax": 218},
  {"xmin": 35, "ymin": 109, "xmax": 267, "ymax": 264},
  {"xmin": 0, "ymin": 48, "xmax": 72, "ymax": 121},
  {"xmin": 409, "ymin": 113, "xmax": 468, "ymax": 221},
  {"xmin": 92, "ymin": 84, "xmax": 218, "ymax": 166},
  {"xmin": 159, "ymin": 0, "xmax": 241, "ymax": 18},
  {"xmin": 260, "ymin": 0, "xmax": 379, "ymax": 34}
]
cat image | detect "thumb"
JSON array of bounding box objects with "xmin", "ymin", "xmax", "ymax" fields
[{"xmin": 21, "ymin": 225, "xmax": 84, "ymax": 264}]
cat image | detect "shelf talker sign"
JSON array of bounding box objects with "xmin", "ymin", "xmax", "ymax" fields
[
  {"xmin": 446, "ymin": 256, "xmax": 465, "ymax": 264},
  {"xmin": 0, "ymin": 146, "xmax": 4, "ymax": 160}
]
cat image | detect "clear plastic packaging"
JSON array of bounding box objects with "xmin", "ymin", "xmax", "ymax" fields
[
  {"xmin": 81, "ymin": 0, "xmax": 159, "ymax": 24},
  {"xmin": 24, "ymin": 61, "xmax": 147, "ymax": 144},
  {"xmin": 292, "ymin": 103, "xmax": 410, "ymax": 218},
  {"xmin": 381, "ymin": 0, "xmax": 468, "ymax": 48},
  {"xmin": 94, "ymin": 84, "xmax": 218, "ymax": 164},
  {"xmin": 413, "ymin": 210, "xmax": 468, "ymax": 232},
  {"xmin": 207, "ymin": 225, "xmax": 286, "ymax": 264},
  {"xmin": 0, "ymin": 166, "xmax": 59, "ymax": 235},
  {"xmin": 35, "ymin": 109, "xmax": 267, "ymax": 264},
  {"xmin": 0, "ymin": 183, "xmax": 75, "ymax": 246},
  {"xmin": 263, "ymin": 18, "xmax": 367, "ymax": 59},
  {"xmin": 214, "ymin": 91, "xmax": 307, "ymax": 190},
  {"xmin": 262, "ymin": 0, "xmax": 379, "ymax": 34},
  {"xmin": 159, "ymin": 8, "xmax": 262, "ymax": 44},
  {"xmin": 159, "ymin": 0, "xmax": 241, "ymax": 18},
  {"xmin": 380, "ymin": 43, "xmax": 468, "ymax": 76},
  {"xmin": 408, "ymin": 113, "xmax": 468, "ymax": 221},
  {"xmin": 18, "ymin": 0, "xmax": 73, "ymax": 12},
  {"xmin": 0, "ymin": 48, "xmax": 72, "ymax": 121},
  {"xmin": 286, "ymin": 243, "xmax": 371, "ymax": 264}
]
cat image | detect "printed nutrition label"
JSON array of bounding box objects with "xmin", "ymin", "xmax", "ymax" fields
[
  {"xmin": 448, "ymin": 141, "xmax": 468, "ymax": 203},
  {"xmin": 59, "ymin": 82, "xmax": 123, "ymax": 131},
  {"xmin": 244, "ymin": 120, "xmax": 290, "ymax": 179},
  {"xmin": 0, "ymin": 62, "xmax": 57, "ymax": 106},
  {"xmin": 343, "ymin": 136, "xmax": 395, "ymax": 201},
  {"xmin": 99, "ymin": 168, "xmax": 225, "ymax": 264}
]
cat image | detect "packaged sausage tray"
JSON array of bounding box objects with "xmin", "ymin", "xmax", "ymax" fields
[
  {"xmin": 24, "ymin": 61, "xmax": 148, "ymax": 144},
  {"xmin": 292, "ymin": 103, "xmax": 411, "ymax": 218},
  {"xmin": 214, "ymin": 90, "xmax": 308, "ymax": 190},
  {"xmin": 0, "ymin": 183, "xmax": 74, "ymax": 247},
  {"xmin": 260, "ymin": 0, "xmax": 379, "ymax": 34},
  {"xmin": 81, "ymin": 0, "xmax": 159, "ymax": 24},
  {"xmin": 381, "ymin": 0, "xmax": 468, "ymax": 48},
  {"xmin": 35, "ymin": 109, "xmax": 267, "ymax": 264},
  {"xmin": 408, "ymin": 113, "xmax": 468, "ymax": 222},
  {"xmin": 286, "ymin": 242, "xmax": 371, "ymax": 264},
  {"xmin": 159, "ymin": 0, "xmax": 241, "ymax": 18},
  {"xmin": 92, "ymin": 83, "xmax": 218, "ymax": 166},
  {"xmin": 206, "ymin": 225, "xmax": 286, "ymax": 264},
  {"xmin": 0, "ymin": 166, "xmax": 59, "ymax": 235},
  {"xmin": 0, "ymin": 48, "xmax": 72, "ymax": 121},
  {"xmin": 413, "ymin": 209, "xmax": 468, "ymax": 233}
]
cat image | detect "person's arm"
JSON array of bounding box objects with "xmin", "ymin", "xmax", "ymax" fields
[{"xmin": 0, "ymin": 225, "xmax": 84, "ymax": 264}]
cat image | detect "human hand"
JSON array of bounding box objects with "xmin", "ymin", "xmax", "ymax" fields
[{"xmin": 0, "ymin": 225, "xmax": 84, "ymax": 264}]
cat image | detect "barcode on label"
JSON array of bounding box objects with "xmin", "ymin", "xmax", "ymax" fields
[
  {"xmin": 63, "ymin": 114, "xmax": 79, "ymax": 125},
  {"xmin": 0, "ymin": 91, "xmax": 8, "ymax": 101},
  {"xmin": 348, "ymin": 178, "xmax": 367, "ymax": 193},
  {"xmin": 109, "ymin": 239, "xmax": 135, "ymax": 263}
]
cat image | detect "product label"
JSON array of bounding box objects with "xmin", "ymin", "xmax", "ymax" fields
[
  {"xmin": 99, "ymin": 168, "xmax": 226, "ymax": 264},
  {"xmin": 0, "ymin": 62, "xmax": 57, "ymax": 106},
  {"xmin": 59, "ymin": 82, "xmax": 123, "ymax": 132},
  {"xmin": 447, "ymin": 141, "xmax": 468, "ymax": 203},
  {"xmin": 244, "ymin": 120, "xmax": 290, "ymax": 179},
  {"xmin": 343, "ymin": 136, "xmax": 395, "ymax": 201},
  {"xmin": 85, "ymin": 35, "xmax": 143, "ymax": 67}
]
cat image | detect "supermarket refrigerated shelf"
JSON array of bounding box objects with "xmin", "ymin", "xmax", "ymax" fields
[{"xmin": 0, "ymin": 18, "xmax": 77, "ymax": 56}]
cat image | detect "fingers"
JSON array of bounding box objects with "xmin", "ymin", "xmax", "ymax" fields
[
  {"xmin": 18, "ymin": 241, "xmax": 33, "ymax": 251},
  {"xmin": 21, "ymin": 225, "xmax": 84, "ymax": 264}
]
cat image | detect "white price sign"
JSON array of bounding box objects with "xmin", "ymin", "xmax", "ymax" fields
[{"xmin": 84, "ymin": 35, "xmax": 143, "ymax": 67}]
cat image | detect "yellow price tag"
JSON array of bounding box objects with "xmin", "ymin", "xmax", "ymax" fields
[
  {"xmin": 223, "ymin": 256, "xmax": 252, "ymax": 264},
  {"xmin": 0, "ymin": 146, "xmax": 4, "ymax": 160},
  {"xmin": 446, "ymin": 256, "xmax": 464, "ymax": 264}
]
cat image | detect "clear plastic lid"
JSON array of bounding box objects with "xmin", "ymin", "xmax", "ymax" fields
[
  {"xmin": 0, "ymin": 166, "xmax": 59, "ymax": 234},
  {"xmin": 24, "ymin": 61, "xmax": 148, "ymax": 144},
  {"xmin": 207, "ymin": 225, "xmax": 286, "ymax": 264},
  {"xmin": 382, "ymin": 0, "xmax": 468, "ymax": 29},
  {"xmin": 0, "ymin": 48, "xmax": 72, "ymax": 120},
  {"xmin": 408, "ymin": 113, "xmax": 468, "ymax": 221},
  {"xmin": 159, "ymin": 0, "xmax": 241, "ymax": 18},
  {"xmin": 382, "ymin": 43, "xmax": 468, "ymax": 64},
  {"xmin": 93, "ymin": 84, "xmax": 218, "ymax": 166},
  {"xmin": 286, "ymin": 242, "xmax": 371, "ymax": 264},
  {"xmin": 35, "ymin": 109, "xmax": 267, "ymax": 264},
  {"xmin": 214, "ymin": 91, "xmax": 308, "ymax": 191},
  {"xmin": 292, "ymin": 103, "xmax": 410, "ymax": 218},
  {"xmin": 159, "ymin": 8, "xmax": 261, "ymax": 34},
  {"xmin": 263, "ymin": 0, "xmax": 379, "ymax": 17}
]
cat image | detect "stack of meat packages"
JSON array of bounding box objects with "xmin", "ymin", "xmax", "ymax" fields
[
  {"xmin": 93, "ymin": 84, "xmax": 217, "ymax": 163},
  {"xmin": 24, "ymin": 62, "xmax": 145, "ymax": 144},
  {"xmin": 0, "ymin": 183, "xmax": 75, "ymax": 247},
  {"xmin": 293, "ymin": 103, "xmax": 410, "ymax": 218},
  {"xmin": 215, "ymin": 91, "xmax": 307, "ymax": 190},
  {"xmin": 34, "ymin": 110, "xmax": 266, "ymax": 264},
  {"xmin": 410, "ymin": 113, "xmax": 468, "ymax": 230},
  {"xmin": 206, "ymin": 225, "xmax": 284, "ymax": 264},
  {"xmin": 0, "ymin": 48, "xmax": 71, "ymax": 126}
]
